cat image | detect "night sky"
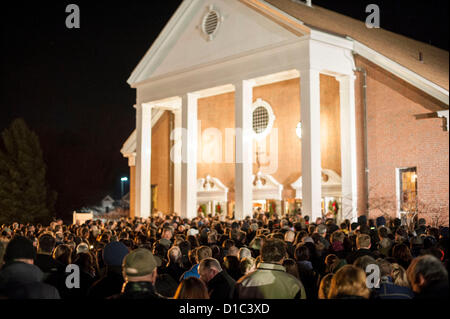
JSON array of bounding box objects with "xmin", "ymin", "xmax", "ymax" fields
[{"xmin": 1, "ymin": 1, "xmax": 448, "ymax": 221}]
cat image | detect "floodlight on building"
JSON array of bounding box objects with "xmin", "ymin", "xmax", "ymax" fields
[{"xmin": 296, "ymin": 122, "xmax": 302, "ymax": 139}]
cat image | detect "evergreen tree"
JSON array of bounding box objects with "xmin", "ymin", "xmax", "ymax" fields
[{"xmin": 0, "ymin": 118, "xmax": 57, "ymax": 224}]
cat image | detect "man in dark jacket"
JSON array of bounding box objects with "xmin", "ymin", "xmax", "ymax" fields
[
  {"xmin": 34, "ymin": 233, "xmax": 65, "ymax": 287},
  {"xmin": 0, "ymin": 236, "xmax": 60, "ymax": 299},
  {"xmin": 198, "ymin": 257, "xmax": 235, "ymax": 299},
  {"xmin": 406, "ymin": 254, "xmax": 449, "ymax": 299},
  {"xmin": 111, "ymin": 248, "xmax": 165, "ymax": 299},
  {"xmin": 88, "ymin": 241, "xmax": 129, "ymax": 298}
]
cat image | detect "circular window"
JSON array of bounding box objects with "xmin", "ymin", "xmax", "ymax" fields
[
  {"xmin": 202, "ymin": 10, "xmax": 220, "ymax": 39},
  {"xmin": 252, "ymin": 99, "xmax": 275, "ymax": 140}
]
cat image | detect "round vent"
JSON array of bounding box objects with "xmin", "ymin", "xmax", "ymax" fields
[
  {"xmin": 253, "ymin": 107, "xmax": 269, "ymax": 134},
  {"xmin": 251, "ymin": 99, "xmax": 275, "ymax": 140},
  {"xmin": 202, "ymin": 10, "xmax": 220, "ymax": 38}
]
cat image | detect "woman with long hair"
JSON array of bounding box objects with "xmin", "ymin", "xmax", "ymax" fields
[
  {"xmin": 328, "ymin": 265, "xmax": 370, "ymax": 299},
  {"xmin": 173, "ymin": 277, "xmax": 209, "ymax": 299}
]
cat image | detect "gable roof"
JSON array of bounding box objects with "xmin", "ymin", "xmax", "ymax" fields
[
  {"xmin": 265, "ymin": 0, "xmax": 449, "ymax": 91},
  {"xmin": 128, "ymin": 0, "xmax": 448, "ymax": 105}
]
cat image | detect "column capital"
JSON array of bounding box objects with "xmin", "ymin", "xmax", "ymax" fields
[
  {"xmin": 234, "ymin": 79, "xmax": 256, "ymax": 89},
  {"xmin": 335, "ymin": 73, "xmax": 357, "ymax": 83}
]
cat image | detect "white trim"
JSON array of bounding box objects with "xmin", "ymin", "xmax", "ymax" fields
[
  {"xmin": 350, "ymin": 38, "xmax": 449, "ymax": 105},
  {"xmin": 128, "ymin": 0, "xmax": 199, "ymax": 85}
]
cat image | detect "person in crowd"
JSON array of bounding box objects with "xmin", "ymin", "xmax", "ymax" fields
[
  {"xmin": 392, "ymin": 243, "xmax": 413, "ymax": 270},
  {"xmin": 374, "ymin": 258, "xmax": 414, "ymax": 299},
  {"xmin": 318, "ymin": 273, "xmax": 333, "ymax": 299},
  {"xmin": 161, "ymin": 246, "xmax": 185, "ymax": 283},
  {"xmin": 345, "ymin": 234, "xmax": 375, "ymax": 265},
  {"xmin": 1, "ymin": 211, "xmax": 448, "ymax": 300},
  {"xmin": 240, "ymin": 257, "xmax": 256, "ymax": 276},
  {"xmin": 111, "ymin": 248, "xmax": 165, "ymax": 299},
  {"xmin": 234, "ymin": 238, "xmax": 306, "ymax": 299},
  {"xmin": 174, "ymin": 277, "xmax": 209, "ymax": 299},
  {"xmin": 0, "ymin": 236, "xmax": 60, "ymax": 299},
  {"xmin": 222, "ymin": 255, "xmax": 241, "ymax": 281},
  {"xmin": 406, "ymin": 255, "xmax": 449, "ymax": 299},
  {"xmin": 198, "ymin": 257, "xmax": 235, "ymax": 299},
  {"xmin": 282, "ymin": 258, "xmax": 300, "ymax": 279},
  {"xmin": 181, "ymin": 246, "xmax": 212, "ymax": 280},
  {"xmin": 284, "ymin": 231, "xmax": 296, "ymax": 259},
  {"xmin": 88, "ymin": 241, "xmax": 129, "ymax": 298},
  {"xmin": 328, "ymin": 265, "xmax": 370, "ymax": 299}
]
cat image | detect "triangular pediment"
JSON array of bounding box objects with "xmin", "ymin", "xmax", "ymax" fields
[{"xmin": 128, "ymin": 0, "xmax": 308, "ymax": 85}]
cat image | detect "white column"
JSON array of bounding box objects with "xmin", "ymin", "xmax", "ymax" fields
[
  {"xmin": 300, "ymin": 68, "xmax": 322, "ymax": 222},
  {"xmin": 135, "ymin": 103, "xmax": 153, "ymax": 219},
  {"xmin": 235, "ymin": 80, "xmax": 254, "ymax": 220},
  {"xmin": 337, "ymin": 75, "xmax": 358, "ymax": 222},
  {"xmin": 172, "ymin": 109, "xmax": 182, "ymax": 215},
  {"xmin": 181, "ymin": 93, "xmax": 199, "ymax": 219}
]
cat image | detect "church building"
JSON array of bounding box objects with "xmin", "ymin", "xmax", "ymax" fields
[{"xmin": 121, "ymin": 0, "xmax": 449, "ymax": 224}]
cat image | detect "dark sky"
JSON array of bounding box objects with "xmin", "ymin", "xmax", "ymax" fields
[{"xmin": 1, "ymin": 1, "xmax": 448, "ymax": 221}]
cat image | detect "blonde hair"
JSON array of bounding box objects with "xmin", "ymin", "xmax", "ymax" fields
[
  {"xmin": 391, "ymin": 263, "xmax": 410, "ymax": 288},
  {"xmin": 328, "ymin": 265, "xmax": 370, "ymax": 299},
  {"xmin": 318, "ymin": 273, "xmax": 333, "ymax": 299}
]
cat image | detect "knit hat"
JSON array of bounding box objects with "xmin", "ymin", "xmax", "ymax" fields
[
  {"xmin": 123, "ymin": 248, "xmax": 161, "ymax": 277},
  {"xmin": 376, "ymin": 216, "xmax": 386, "ymax": 227},
  {"xmin": 103, "ymin": 241, "xmax": 129, "ymax": 266},
  {"xmin": 4, "ymin": 236, "xmax": 36, "ymax": 262}
]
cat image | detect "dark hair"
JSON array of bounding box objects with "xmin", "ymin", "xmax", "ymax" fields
[
  {"xmin": 261, "ymin": 238, "xmax": 287, "ymax": 263},
  {"xmin": 38, "ymin": 233, "xmax": 56, "ymax": 253},
  {"xmin": 392, "ymin": 243, "xmax": 413, "ymax": 269},
  {"xmin": 294, "ymin": 244, "xmax": 310, "ymax": 261},
  {"xmin": 282, "ymin": 258, "xmax": 299, "ymax": 279}
]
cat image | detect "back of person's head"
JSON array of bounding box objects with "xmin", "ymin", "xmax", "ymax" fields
[
  {"xmin": 223, "ymin": 255, "xmax": 240, "ymax": 276},
  {"xmin": 53, "ymin": 244, "xmax": 72, "ymax": 265},
  {"xmin": 260, "ymin": 238, "xmax": 287, "ymax": 263},
  {"xmin": 391, "ymin": 263, "xmax": 410, "ymax": 288},
  {"xmin": 240, "ymin": 257, "xmax": 255, "ymax": 275},
  {"xmin": 318, "ymin": 273, "xmax": 333, "ymax": 299},
  {"xmin": 174, "ymin": 277, "xmax": 209, "ymax": 299},
  {"xmin": 406, "ymin": 254, "xmax": 448, "ymax": 294},
  {"xmin": 4, "ymin": 236, "xmax": 36, "ymax": 263},
  {"xmin": 328, "ymin": 265, "xmax": 370, "ymax": 299},
  {"xmin": 168, "ymin": 246, "xmax": 182, "ymax": 264},
  {"xmin": 392, "ymin": 243, "xmax": 412, "ymax": 265},
  {"xmin": 196, "ymin": 245, "xmax": 212, "ymax": 263},
  {"xmin": 38, "ymin": 233, "xmax": 56, "ymax": 254},
  {"xmin": 376, "ymin": 258, "xmax": 392, "ymax": 278},
  {"xmin": 294, "ymin": 244, "xmax": 310, "ymax": 262},
  {"xmin": 330, "ymin": 230, "xmax": 345, "ymax": 243},
  {"xmin": 317, "ymin": 224, "xmax": 327, "ymax": 235},
  {"xmin": 282, "ymin": 258, "xmax": 299, "ymax": 279},
  {"xmin": 284, "ymin": 230, "xmax": 295, "ymax": 243},
  {"xmin": 356, "ymin": 234, "xmax": 371, "ymax": 249},
  {"xmin": 353, "ymin": 255, "xmax": 377, "ymax": 271},
  {"xmin": 238, "ymin": 247, "xmax": 251, "ymax": 261}
]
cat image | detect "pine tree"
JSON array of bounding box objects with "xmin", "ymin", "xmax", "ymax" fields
[{"xmin": 0, "ymin": 118, "xmax": 57, "ymax": 224}]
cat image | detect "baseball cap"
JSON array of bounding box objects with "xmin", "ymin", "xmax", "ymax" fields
[{"xmin": 123, "ymin": 248, "xmax": 161, "ymax": 277}]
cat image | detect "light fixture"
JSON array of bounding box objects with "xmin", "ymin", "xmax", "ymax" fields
[
  {"xmin": 296, "ymin": 121, "xmax": 302, "ymax": 139},
  {"xmin": 121, "ymin": 177, "xmax": 128, "ymax": 182}
]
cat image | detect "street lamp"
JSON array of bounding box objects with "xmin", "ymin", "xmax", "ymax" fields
[{"xmin": 120, "ymin": 177, "xmax": 128, "ymax": 199}]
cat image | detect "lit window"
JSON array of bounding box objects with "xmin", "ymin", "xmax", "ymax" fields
[{"xmin": 399, "ymin": 167, "xmax": 417, "ymax": 213}]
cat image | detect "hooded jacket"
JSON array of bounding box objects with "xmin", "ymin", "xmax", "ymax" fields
[{"xmin": 0, "ymin": 261, "xmax": 60, "ymax": 299}]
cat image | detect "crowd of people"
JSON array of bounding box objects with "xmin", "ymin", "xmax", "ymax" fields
[{"xmin": 0, "ymin": 211, "xmax": 448, "ymax": 299}]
